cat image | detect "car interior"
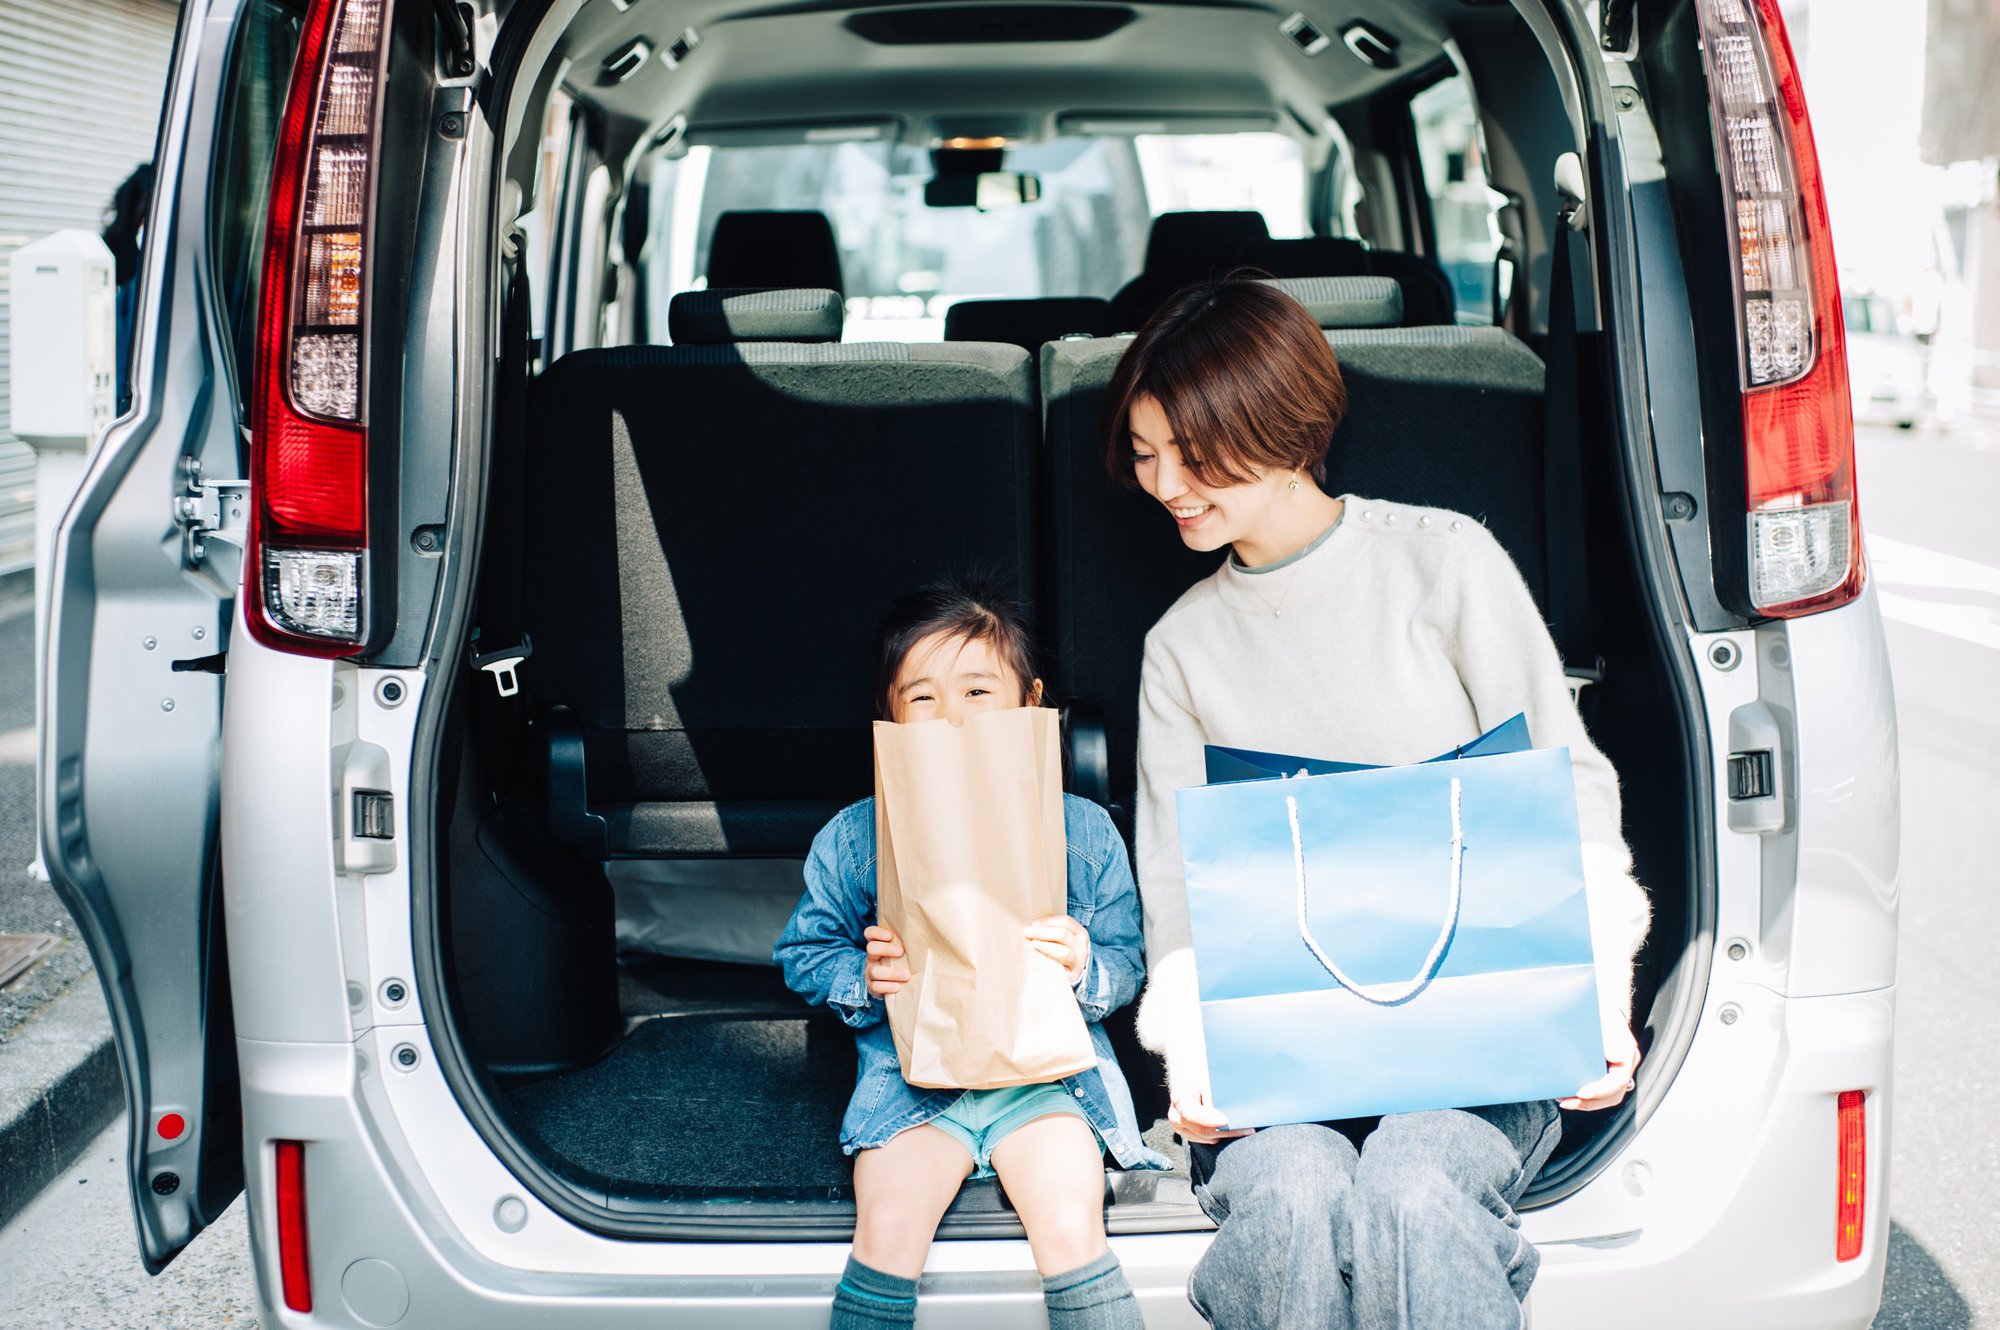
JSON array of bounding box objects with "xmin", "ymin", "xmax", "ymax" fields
[{"xmin": 430, "ymin": 0, "xmax": 1700, "ymax": 1232}]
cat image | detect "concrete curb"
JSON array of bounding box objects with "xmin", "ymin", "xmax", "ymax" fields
[{"xmin": 0, "ymin": 978, "xmax": 123, "ymax": 1230}]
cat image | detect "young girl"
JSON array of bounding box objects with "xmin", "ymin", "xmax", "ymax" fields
[
  {"xmin": 1110, "ymin": 279, "xmax": 1652, "ymax": 1329},
  {"xmin": 775, "ymin": 578, "xmax": 1168, "ymax": 1330}
]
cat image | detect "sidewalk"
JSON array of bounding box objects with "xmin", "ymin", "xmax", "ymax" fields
[
  {"xmin": 0, "ymin": 1115, "xmax": 257, "ymax": 1329},
  {"xmin": 0, "ymin": 592, "xmax": 122, "ymax": 1228}
]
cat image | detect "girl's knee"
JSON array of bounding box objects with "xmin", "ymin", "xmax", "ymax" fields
[
  {"xmin": 1021, "ymin": 1204, "xmax": 1108, "ymax": 1274},
  {"xmin": 852, "ymin": 1189, "xmax": 956, "ymax": 1274}
]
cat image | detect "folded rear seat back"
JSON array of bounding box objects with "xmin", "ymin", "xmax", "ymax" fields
[
  {"xmin": 1042, "ymin": 323, "xmax": 1550, "ymax": 814},
  {"xmin": 523, "ymin": 337, "xmax": 1038, "ymax": 858}
]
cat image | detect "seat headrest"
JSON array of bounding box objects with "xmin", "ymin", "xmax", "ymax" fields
[
  {"xmin": 1256, "ymin": 276, "xmax": 1404, "ymax": 329},
  {"xmin": 943, "ymin": 297, "xmax": 1115, "ymax": 351},
  {"xmin": 1365, "ymin": 251, "xmax": 1456, "ymax": 325},
  {"xmin": 668, "ymin": 288, "xmax": 845, "ymax": 344},
  {"xmin": 707, "ymin": 210, "xmax": 845, "ymax": 296},
  {"xmin": 1143, "ymin": 210, "xmax": 1271, "ymax": 273},
  {"xmin": 1242, "ymin": 236, "xmax": 1373, "ymax": 279}
]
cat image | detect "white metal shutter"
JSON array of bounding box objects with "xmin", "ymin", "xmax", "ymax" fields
[{"xmin": 0, "ymin": 0, "xmax": 178, "ymax": 576}]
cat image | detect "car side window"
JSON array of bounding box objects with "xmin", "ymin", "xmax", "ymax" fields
[
  {"xmin": 209, "ymin": 0, "xmax": 305, "ymax": 423},
  {"xmin": 1410, "ymin": 73, "xmax": 1505, "ymax": 325}
]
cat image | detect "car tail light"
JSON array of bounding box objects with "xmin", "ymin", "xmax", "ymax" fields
[
  {"xmin": 1694, "ymin": 0, "xmax": 1864, "ymax": 617},
  {"xmin": 275, "ymin": 1140, "xmax": 313, "ymax": 1312},
  {"xmin": 246, "ymin": 0, "xmax": 391, "ymax": 654},
  {"xmin": 1836, "ymin": 1090, "xmax": 1866, "ymax": 1261}
]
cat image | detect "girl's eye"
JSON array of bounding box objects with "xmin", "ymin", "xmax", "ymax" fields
[
  {"xmin": 1131, "ymin": 451, "xmax": 1154, "ymax": 465},
  {"xmin": 967, "ymin": 688, "xmax": 990, "ymax": 698},
  {"xmin": 909, "ymin": 693, "xmax": 934, "ymax": 704}
]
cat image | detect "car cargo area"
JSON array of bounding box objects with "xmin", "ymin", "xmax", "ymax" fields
[{"xmin": 420, "ymin": 0, "xmax": 1704, "ymax": 1234}]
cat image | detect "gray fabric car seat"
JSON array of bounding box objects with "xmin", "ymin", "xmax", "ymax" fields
[{"xmin": 521, "ymin": 338, "xmax": 1037, "ymax": 857}]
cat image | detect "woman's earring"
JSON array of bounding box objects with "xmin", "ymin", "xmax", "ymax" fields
[{"xmin": 1288, "ymin": 472, "xmax": 1301, "ymax": 492}]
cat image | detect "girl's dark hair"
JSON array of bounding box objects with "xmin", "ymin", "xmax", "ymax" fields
[
  {"xmin": 876, "ymin": 575, "xmax": 1042, "ymax": 719},
  {"xmin": 1102, "ymin": 276, "xmax": 1348, "ymax": 487}
]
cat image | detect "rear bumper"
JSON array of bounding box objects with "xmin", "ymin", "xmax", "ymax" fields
[
  {"xmin": 236, "ymin": 985, "xmax": 1892, "ymax": 1329},
  {"xmin": 1526, "ymin": 984, "xmax": 1893, "ymax": 1330}
]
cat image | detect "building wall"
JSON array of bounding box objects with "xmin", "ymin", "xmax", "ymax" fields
[{"xmin": 0, "ymin": 0, "xmax": 179, "ymax": 577}]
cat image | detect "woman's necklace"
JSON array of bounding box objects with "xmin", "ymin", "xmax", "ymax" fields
[
  {"xmin": 1237, "ymin": 505, "xmax": 1341, "ymax": 617},
  {"xmin": 1240, "ymin": 560, "xmax": 1304, "ymax": 618}
]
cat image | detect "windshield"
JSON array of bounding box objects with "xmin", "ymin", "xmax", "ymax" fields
[{"xmin": 644, "ymin": 134, "xmax": 1310, "ymax": 341}]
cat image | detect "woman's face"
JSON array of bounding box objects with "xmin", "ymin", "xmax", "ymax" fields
[
  {"xmin": 889, "ymin": 631, "xmax": 1043, "ymax": 726},
  {"xmin": 1127, "ymin": 394, "xmax": 1294, "ymax": 555}
]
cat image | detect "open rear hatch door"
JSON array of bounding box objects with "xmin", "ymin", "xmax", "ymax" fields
[{"xmin": 37, "ymin": 0, "xmax": 291, "ymax": 1270}]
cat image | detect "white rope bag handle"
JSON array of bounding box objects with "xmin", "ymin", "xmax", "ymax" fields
[{"xmin": 1288, "ymin": 776, "xmax": 1464, "ymax": 1006}]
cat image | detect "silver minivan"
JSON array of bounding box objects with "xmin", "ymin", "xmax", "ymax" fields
[{"xmin": 41, "ymin": 0, "xmax": 1901, "ymax": 1322}]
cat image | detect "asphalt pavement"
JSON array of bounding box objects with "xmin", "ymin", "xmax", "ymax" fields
[
  {"xmin": 1854, "ymin": 420, "xmax": 2000, "ymax": 1330},
  {"xmin": 0, "ymin": 423, "xmax": 1992, "ymax": 1326}
]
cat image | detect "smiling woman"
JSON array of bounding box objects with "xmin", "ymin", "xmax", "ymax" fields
[{"xmin": 1105, "ymin": 276, "xmax": 1651, "ymax": 1328}]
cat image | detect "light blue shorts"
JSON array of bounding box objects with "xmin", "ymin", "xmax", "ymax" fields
[{"xmin": 921, "ymin": 1083, "xmax": 1098, "ymax": 1179}]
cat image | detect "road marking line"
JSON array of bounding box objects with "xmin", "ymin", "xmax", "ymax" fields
[
  {"xmin": 1867, "ymin": 535, "xmax": 2000, "ymax": 597},
  {"xmin": 0, "ymin": 726, "xmax": 32, "ymax": 766},
  {"xmin": 1865, "ymin": 535, "xmax": 2000, "ymax": 650},
  {"xmin": 1874, "ymin": 592, "xmax": 2000, "ymax": 651}
]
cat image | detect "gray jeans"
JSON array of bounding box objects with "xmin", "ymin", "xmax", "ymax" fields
[{"xmin": 1187, "ymin": 1102, "xmax": 1562, "ymax": 1330}]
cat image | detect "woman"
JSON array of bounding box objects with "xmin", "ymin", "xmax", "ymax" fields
[{"xmin": 1110, "ymin": 280, "xmax": 1652, "ymax": 1328}]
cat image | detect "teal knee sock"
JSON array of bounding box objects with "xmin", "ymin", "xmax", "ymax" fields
[
  {"xmin": 1043, "ymin": 1250, "xmax": 1144, "ymax": 1330},
  {"xmin": 831, "ymin": 1255, "xmax": 918, "ymax": 1330}
]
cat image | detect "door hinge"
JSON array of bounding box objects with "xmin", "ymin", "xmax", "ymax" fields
[{"xmin": 174, "ymin": 456, "xmax": 248, "ymax": 566}]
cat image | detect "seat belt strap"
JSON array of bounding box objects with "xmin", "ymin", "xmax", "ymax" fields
[
  {"xmin": 1542, "ymin": 206, "xmax": 1601, "ymax": 690},
  {"xmin": 472, "ymin": 239, "xmax": 535, "ymax": 698}
]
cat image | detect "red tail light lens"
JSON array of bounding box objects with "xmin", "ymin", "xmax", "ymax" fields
[
  {"xmin": 246, "ymin": 0, "xmax": 389, "ymax": 654},
  {"xmin": 1695, "ymin": 0, "xmax": 1865, "ymax": 617},
  {"xmin": 275, "ymin": 1140, "xmax": 313, "ymax": 1312},
  {"xmin": 1835, "ymin": 1090, "xmax": 1866, "ymax": 1261}
]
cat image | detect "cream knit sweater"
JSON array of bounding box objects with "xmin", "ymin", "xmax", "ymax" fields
[{"xmin": 1132, "ymin": 495, "xmax": 1653, "ymax": 1101}]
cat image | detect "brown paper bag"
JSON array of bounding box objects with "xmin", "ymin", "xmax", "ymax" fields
[{"xmin": 874, "ymin": 707, "xmax": 1096, "ymax": 1090}]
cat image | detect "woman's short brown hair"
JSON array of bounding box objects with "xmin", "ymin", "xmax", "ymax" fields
[{"xmin": 1101, "ymin": 278, "xmax": 1348, "ymax": 487}]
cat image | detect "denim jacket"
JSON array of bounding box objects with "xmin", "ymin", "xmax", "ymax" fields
[{"xmin": 774, "ymin": 794, "xmax": 1171, "ymax": 1171}]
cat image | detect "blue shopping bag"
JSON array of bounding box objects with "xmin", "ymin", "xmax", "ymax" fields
[
  {"xmin": 1177, "ymin": 717, "xmax": 1603, "ymax": 1127},
  {"xmin": 1203, "ymin": 713, "xmax": 1533, "ymax": 784}
]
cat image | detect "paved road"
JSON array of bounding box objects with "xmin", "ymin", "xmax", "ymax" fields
[
  {"xmin": 1857, "ymin": 421, "xmax": 2000, "ymax": 1330},
  {"xmin": 0, "ymin": 423, "xmax": 1992, "ymax": 1327},
  {"xmin": 0, "ymin": 1120, "xmax": 258, "ymax": 1329}
]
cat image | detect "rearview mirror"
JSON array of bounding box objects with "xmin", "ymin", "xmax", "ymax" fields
[{"xmin": 924, "ymin": 171, "xmax": 1042, "ymax": 209}]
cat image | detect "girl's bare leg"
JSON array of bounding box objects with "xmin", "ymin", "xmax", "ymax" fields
[
  {"xmin": 851, "ymin": 1124, "xmax": 976, "ymax": 1279},
  {"xmin": 987, "ymin": 1114, "xmax": 1109, "ymax": 1276}
]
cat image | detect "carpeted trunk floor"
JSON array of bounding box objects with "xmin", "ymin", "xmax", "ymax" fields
[{"xmin": 503, "ymin": 960, "xmax": 862, "ymax": 1199}]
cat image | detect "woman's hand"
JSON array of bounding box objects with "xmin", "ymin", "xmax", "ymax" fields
[
  {"xmin": 1026, "ymin": 914, "xmax": 1091, "ymax": 984},
  {"xmin": 863, "ymin": 925, "xmax": 912, "ymax": 997},
  {"xmin": 1167, "ymin": 1089, "xmax": 1255, "ymax": 1146},
  {"xmin": 1562, "ymin": 1025, "xmax": 1642, "ymax": 1112}
]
